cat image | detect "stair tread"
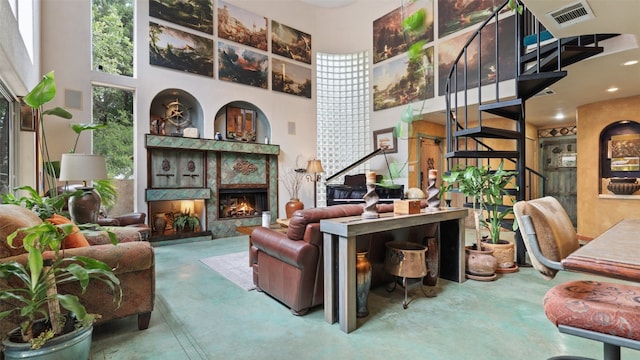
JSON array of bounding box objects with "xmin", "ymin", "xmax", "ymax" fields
[
  {"xmin": 478, "ymin": 99, "xmax": 523, "ymax": 120},
  {"xmin": 455, "ymin": 127, "xmax": 521, "ymax": 139},
  {"xmin": 445, "ymin": 150, "xmax": 519, "ymax": 159},
  {"xmin": 518, "ymin": 71, "xmax": 567, "ymax": 100}
]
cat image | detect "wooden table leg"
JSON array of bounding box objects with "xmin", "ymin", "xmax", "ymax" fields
[{"xmin": 323, "ymin": 233, "xmax": 336, "ymax": 324}]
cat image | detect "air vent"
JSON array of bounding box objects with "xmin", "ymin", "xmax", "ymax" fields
[
  {"xmin": 547, "ymin": 1, "xmax": 594, "ymax": 27},
  {"xmin": 533, "ymin": 88, "xmax": 556, "ymax": 98}
]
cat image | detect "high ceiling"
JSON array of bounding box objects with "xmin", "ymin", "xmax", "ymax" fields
[{"xmin": 300, "ymin": 0, "xmax": 640, "ymax": 128}]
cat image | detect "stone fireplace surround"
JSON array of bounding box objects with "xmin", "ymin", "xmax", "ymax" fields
[{"xmin": 145, "ymin": 134, "xmax": 279, "ymax": 240}]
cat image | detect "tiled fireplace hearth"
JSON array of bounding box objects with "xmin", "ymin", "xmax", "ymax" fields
[{"xmin": 145, "ymin": 134, "xmax": 279, "ymax": 240}]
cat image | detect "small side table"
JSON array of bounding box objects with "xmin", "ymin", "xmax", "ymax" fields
[{"xmin": 236, "ymin": 224, "xmax": 288, "ymax": 266}]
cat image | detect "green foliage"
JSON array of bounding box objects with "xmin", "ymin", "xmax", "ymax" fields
[
  {"xmin": 93, "ymin": 179, "xmax": 117, "ymax": 210},
  {"xmin": 440, "ymin": 160, "xmax": 518, "ymax": 245},
  {"xmin": 91, "ymin": 0, "xmax": 133, "ymax": 76},
  {"xmin": 173, "ymin": 212, "xmax": 200, "ymax": 232},
  {"xmin": 1, "ymin": 185, "xmax": 73, "ymax": 220},
  {"xmin": 70, "ymin": 123, "xmax": 107, "ymax": 153},
  {"xmin": 0, "ymin": 221, "xmax": 121, "ymax": 348}
]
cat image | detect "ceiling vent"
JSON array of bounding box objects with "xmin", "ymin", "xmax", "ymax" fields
[
  {"xmin": 533, "ymin": 88, "xmax": 556, "ymax": 98},
  {"xmin": 547, "ymin": 1, "xmax": 595, "ymax": 27}
]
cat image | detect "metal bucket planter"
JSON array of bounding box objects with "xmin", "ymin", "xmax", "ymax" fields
[
  {"xmin": 384, "ymin": 241, "xmax": 430, "ymax": 309},
  {"xmin": 2, "ymin": 324, "xmax": 93, "ymax": 360}
]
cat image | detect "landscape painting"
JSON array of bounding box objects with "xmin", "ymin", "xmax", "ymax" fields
[
  {"xmin": 149, "ymin": 22, "xmax": 214, "ymax": 78},
  {"xmin": 272, "ymin": 58, "xmax": 312, "ymax": 98},
  {"xmin": 373, "ymin": 46, "xmax": 434, "ymax": 111},
  {"xmin": 437, "ymin": 16, "xmax": 515, "ymax": 95},
  {"xmin": 149, "ymin": 0, "xmax": 214, "ymax": 35},
  {"xmin": 218, "ymin": 41, "xmax": 269, "ymax": 89},
  {"xmin": 438, "ymin": 0, "xmax": 502, "ymax": 38},
  {"xmin": 218, "ymin": 1, "xmax": 268, "ymax": 51},
  {"xmin": 373, "ymin": 0, "xmax": 434, "ymax": 64},
  {"xmin": 271, "ymin": 21, "xmax": 312, "ymax": 64}
]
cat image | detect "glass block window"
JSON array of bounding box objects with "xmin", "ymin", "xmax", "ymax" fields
[{"xmin": 316, "ymin": 51, "xmax": 370, "ymax": 206}]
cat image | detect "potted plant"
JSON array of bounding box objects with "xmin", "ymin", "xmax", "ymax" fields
[
  {"xmin": 173, "ymin": 212, "xmax": 200, "ymax": 233},
  {"xmin": 439, "ymin": 160, "xmax": 518, "ymax": 279},
  {"xmin": 1, "ymin": 185, "xmax": 77, "ymax": 220},
  {"xmin": 0, "ymin": 221, "xmax": 121, "ymax": 359}
]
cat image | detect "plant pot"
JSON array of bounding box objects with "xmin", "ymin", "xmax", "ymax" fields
[
  {"xmin": 285, "ymin": 198, "xmax": 304, "ymax": 218},
  {"xmin": 2, "ymin": 323, "xmax": 93, "ymax": 360},
  {"xmin": 356, "ymin": 251, "xmax": 372, "ymax": 318},
  {"xmin": 465, "ymin": 245, "xmax": 498, "ymax": 280},
  {"xmin": 482, "ymin": 240, "xmax": 516, "ymax": 270}
]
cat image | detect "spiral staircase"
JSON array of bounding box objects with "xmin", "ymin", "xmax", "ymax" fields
[{"xmin": 443, "ymin": 0, "xmax": 618, "ymax": 264}]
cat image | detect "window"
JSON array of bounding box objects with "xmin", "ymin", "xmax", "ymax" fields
[
  {"xmin": 92, "ymin": 0, "xmax": 134, "ymax": 76},
  {"xmin": 92, "ymin": 85, "xmax": 134, "ymax": 179},
  {"xmin": 316, "ymin": 51, "xmax": 370, "ymax": 206},
  {"xmin": 0, "ymin": 82, "xmax": 16, "ymax": 195}
]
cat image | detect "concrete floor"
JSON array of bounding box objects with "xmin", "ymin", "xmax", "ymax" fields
[{"xmin": 89, "ymin": 234, "xmax": 640, "ymax": 360}]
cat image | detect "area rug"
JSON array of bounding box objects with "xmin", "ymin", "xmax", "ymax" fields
[{"xmin": 200, "ymin": 252, "xmax": 255, "ymax": 291}]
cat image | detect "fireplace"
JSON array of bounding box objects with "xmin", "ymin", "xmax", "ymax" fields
[{"xmin": 218, "ymin": 188, "xmax": 268, "ymax": 219}]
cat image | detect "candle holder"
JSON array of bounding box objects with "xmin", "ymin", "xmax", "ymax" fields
[
  {"xmin": 426, "ymin": 169, "xmax": 440, "ymax": 211},
  {"xmin": 362, "ymin": 171, "xmax": 379, "ymax": 219}
]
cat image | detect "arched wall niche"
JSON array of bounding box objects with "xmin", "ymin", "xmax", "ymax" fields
[
  {"xmin": 214, "ymin": 101, "xmax": 272, "ymax": 144},
  {"xmin": 599, "ymin": 120, "xmax": 640, "ymax": 192},
  {"xmin": 149, "ymin": 89, "xmax": 203, "ymax": 137}
]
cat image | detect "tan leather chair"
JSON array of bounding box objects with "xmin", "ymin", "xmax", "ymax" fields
[{"xmin": 513, "ymin": 197, "xmax": 640, "ymax": 360}]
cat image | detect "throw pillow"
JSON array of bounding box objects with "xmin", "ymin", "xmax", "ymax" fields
[{"xmin": 46, "ymin": 214, "xmax": 90, "ymax": 248}]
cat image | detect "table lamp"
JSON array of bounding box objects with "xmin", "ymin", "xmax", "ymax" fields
[
  {"xmin": 59, "ymin": 153, "xmax": 108, "ymax": 224},
  {"xmin": 306, "ymin": 159, "xmax": 325, "ymax": 207}
]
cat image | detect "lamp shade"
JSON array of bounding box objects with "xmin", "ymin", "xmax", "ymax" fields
[
  {"xmin": 306, "ymin": 159, "xmax": 325, "ymax": 174},
  {"xmin": 59, "ymin": 153, "xmax": 108, "ymax": 182}
]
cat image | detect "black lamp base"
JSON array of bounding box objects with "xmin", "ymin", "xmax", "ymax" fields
[{"xmin": 68, "ymin": 187, "xmax": 102, "ymax": 224}]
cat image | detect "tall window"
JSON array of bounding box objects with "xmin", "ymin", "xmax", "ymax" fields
[
  {"xmin": 92, "ymin": 0, "xmax": 134, "ymax": 76},
  {"xmin": 316, "ymin": 51, "xmax": 370, "ymax": 206},
  {"xmin": 0, "ymin": 83, "xmax": 15, "ymax": 195},
  {"xmin": 92, "ymin": 85, "xmax": 134, "ymax": 179}
]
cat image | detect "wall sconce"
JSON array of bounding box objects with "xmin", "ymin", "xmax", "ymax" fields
[{"xmin": 306, "ymin": 159, "xmax": 325, "ymax": 207}]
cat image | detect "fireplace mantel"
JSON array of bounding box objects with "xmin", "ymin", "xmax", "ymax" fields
[{"xmin": 145, "ymin": 134, "xmax": 280, "ymax": 239}]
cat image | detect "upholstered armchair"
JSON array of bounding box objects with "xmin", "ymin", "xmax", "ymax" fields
[
  {"xmin": 0, "ymin": 204, "xmax": 155, "ymax": 337},
  {"xmin": 513, "ymin": 196, "xmax": 640, "ymax": 359}
]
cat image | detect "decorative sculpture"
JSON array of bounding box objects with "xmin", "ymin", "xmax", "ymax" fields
[
  {"xmin": 362, "ymin": 171, "xmax": 380, "ymax": 219},
  {"xmin": 426, "ymin": 169, "xmax": 440, "ymax": 211}
]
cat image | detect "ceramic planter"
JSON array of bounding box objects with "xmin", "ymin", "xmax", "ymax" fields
[{"xmin": 3, "ymin": 324, "xmax": 92, "ymax": 360}]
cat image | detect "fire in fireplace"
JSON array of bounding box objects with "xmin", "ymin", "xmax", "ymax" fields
[{"xmin": 219, "ymin": 188, "xmax": 268, "ymax": 219}]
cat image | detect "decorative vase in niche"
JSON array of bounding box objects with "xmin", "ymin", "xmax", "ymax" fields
[
  {"xmin": 285, "ymin": 198, "xmax": 304, "ymax": 218},
  {"xmin": 153, "ymin": 214, "xmax": 166, "ymax": 235},
  {"xmin": 356, "ymin": 251, "xmax": 372, "ymax": 318}
]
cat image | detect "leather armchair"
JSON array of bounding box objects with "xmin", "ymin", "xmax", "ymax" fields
[{"xmin": 250, "ymin": 203, "xmax": 436, "ymax": 315}]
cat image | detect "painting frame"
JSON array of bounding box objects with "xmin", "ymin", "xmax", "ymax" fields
[
  {"xmin": 218, "ymin": 41, "xmax": 269, "ymax": 89},
  {"xmin": 272, "ymin": 58, "xmax": 312, "ymax": 98},
  {"xmin": 226, "ymin": 106, "xmax": 257, "ymax": 142},
  {"xmin": 218, "ymin": 1, "xmax": 268, "ymax": 51},
  {"xmin": 149, "ymin": 22, "xmax": 215, "ymax": 78},
  {"xmin": 271, "ymin": 20, "xmax": 312, "ymax": 64},
  {"xmin": 20, "ymin": 99, "xmax": 36, "ymax": 132},
  {"xmin": 373, "ymin": 127, "xmax": 398, "ymax": 153}
]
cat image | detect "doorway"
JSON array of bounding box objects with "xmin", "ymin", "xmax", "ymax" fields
[
  {"xmin": 418, "ymin": 135, "xmax": 443, "ymax": 190},
  {"xmin": 540, "ymin": 137, "xmax": 577, "ymax": 226}
]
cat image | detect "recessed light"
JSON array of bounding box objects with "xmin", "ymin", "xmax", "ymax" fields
[
  {"xmin": 623, "ymin": 60, "xmax": 638, "ymax": 66},
  {"xmin": 554, "ymin": 113, "xmax": 565, "ymax": 120},
  {"xmin": 607, "ymin": 87, "xmax": 619, "ymax": 92}
]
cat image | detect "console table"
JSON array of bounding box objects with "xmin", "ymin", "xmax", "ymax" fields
[{"xmin": 320, "ymin": 208, "xmax": 468, "ymax": 333}]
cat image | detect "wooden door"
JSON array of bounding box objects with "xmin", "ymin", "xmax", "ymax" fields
[
  {"xmin": 540, "ymin": 137, "xmax": 577, "ymax": 226},
  {"xmin": 419, "ymin": 136, "xmax": 443, "ymax": 190}
]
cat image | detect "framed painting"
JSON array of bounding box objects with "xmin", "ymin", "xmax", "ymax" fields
[
  {"xmin": 149, "ymin": 22, "xmax": 214, "ymax": 78},
  {"xmin": 272, "ymin": 58, "xmax": 312, "ymax": 98},
  {"xmin": 218, "ymin": 1, "xmax": 268, "ymax": 51},
  {"xmin": 226, "ymin": 106, "xmax": 257, "ymax": 141},
  {"xmin": 373, "ymin": 128, "xmax": 398, "ymax": 153},
  {"xmin": 218, "ymin": 41, "xmax": 268, "ymax": 89},
  {"xmin": 271, "ymin": 20, "xmax": 311, "ymax": 64},
  {"xmin": 20, "ymin": 99, "xmax": 36, "ymax": 132},
  {"xmin": 149, "ymin": 0, "xmax": 213, "ymax": 35}
]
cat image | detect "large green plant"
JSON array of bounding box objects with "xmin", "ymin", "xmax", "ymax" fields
[
  {"xmin": 0, "ymin": 185, "xmax": 77, "ymax": 220},
  {"xmin": 173, "ymin": 212, "xmax": 200, "ymax": 232},
  {"xmin": 0, "ymin": 221, "xmax": 120, "ymax": 349},
  {"xmin": 439, "ymin": 160, "xmax": 517, "ymax": 247}
]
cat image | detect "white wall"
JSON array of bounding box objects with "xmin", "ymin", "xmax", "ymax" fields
[{"xmin": 38, "ymin": 0, "xmax": 465, "ymax": 217}]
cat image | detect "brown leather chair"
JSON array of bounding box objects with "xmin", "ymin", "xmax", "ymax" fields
[
  {"xmin": 250, "ymin": 203, "xmax": 437, "ymax": 315},
  {"xmin": 514, "ymin": 197, "xmax": 640, "ymax": 359}
]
